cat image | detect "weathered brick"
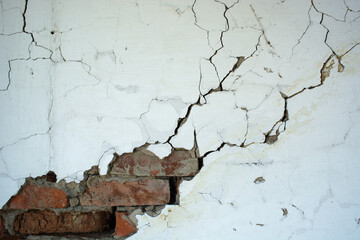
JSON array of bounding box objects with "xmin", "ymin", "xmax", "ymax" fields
[
  {"xmin": 13, "ymin": 210, "xmax": 111, "ymax": 235},
  {"xmin": 110, "ymin": 148, "xmax": 198, "ymax": 177},
  {"xmin": 80, "ymin": 178, "xmax": 170, "ymax": 207},
  {"xmin": 0, "ymin": 215, "xmax": 8, "ymax": 236},
  {"xmin": 115, "ymin": 212, "xmax": 136, "ymax": 237},
  {"xmin": 6, "ymin": 185, "xmax": 69, "ymax": 209}
]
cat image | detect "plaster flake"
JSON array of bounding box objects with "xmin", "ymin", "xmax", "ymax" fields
[
  {"xmin": 169, "ymin": 122, "xmax": 195, "ymax": 150},
  {"xmin": 141, "ymin": 101, "xmax": 181, "ymax": 143},
  {"xmin": 0, "ymin": 0, "xmax": 360, "ymax": 239},
  {"xmin": 199, "ymin": 57, "xmax": 220, "ymax": 95}
]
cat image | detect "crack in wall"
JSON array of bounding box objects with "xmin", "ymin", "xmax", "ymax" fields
[
  {"xmin": 0, "ymin": 0, "xmax": 355, "ymax": 182},
  {"xmin": 1, "ymin": 0, "xmax": 360, "ymax": 238},
  {"xmin": 249, "ymin": 4, "xmax": 273, "ymax": 50}
]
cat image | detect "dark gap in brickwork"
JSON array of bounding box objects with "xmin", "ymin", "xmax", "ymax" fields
[
  {"xmin": 109, "ymin": 207, "xmax": 116, "ymax": 230},
  {"xmin": 168, "ymin": 177, "xmax": 179, "ymax": 205},
  {"xmin": 198, "ymin": 157, "xmax": 204, "ymax": 171}
]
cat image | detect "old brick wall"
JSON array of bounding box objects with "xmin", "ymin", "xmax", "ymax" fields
[
  {"xmin": 1, "ymin": 0, "xmax": 360, "ymax": 239},
  {"xmin": 0, "ymin": 145, "xmax": 200, "ymax": 239}
]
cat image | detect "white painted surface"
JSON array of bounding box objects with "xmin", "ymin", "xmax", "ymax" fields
[{"xmin": 0, "ymin": 0, "xmax": 359, "ymax": 239}]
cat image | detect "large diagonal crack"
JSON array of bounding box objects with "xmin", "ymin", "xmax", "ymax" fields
[
  {"xmin": 1, "ymin": 3, "xmax": 359, "ymax": 238},
  {"xmin": 249, "ymin": 2, "xmax": 360, "ymax": 146},
  {"xmin": 2, "ymin": 0, "xmax": 358, "ymax": 204},
  {"xmin": 165, "ymin": 1, "xmax": 271, "ymax": 150},
  {"xmin": 199, "ymin": 40, "xmax": 359, "ymax": 159},
  {"xmin": 263, "ymin": 43, "xmax": 359, "ymax": 145},
  {"xmin": 5, "ymin": 0, "xmax": 355, "ymax": 166}
]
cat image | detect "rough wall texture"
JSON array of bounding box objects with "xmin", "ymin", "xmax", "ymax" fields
[{"xmin": 1, "ymin": 0, "xmax": 360, "ymax": 239}]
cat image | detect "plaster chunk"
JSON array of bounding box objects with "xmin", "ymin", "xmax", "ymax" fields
[
  {"xmin": 142, "ymin": 101, "xmax": 181, "ymax": 143},
  {"xmin": 199, "ymin": 58, "xmax": 220, "ymax": 95},
  {"xmin": 170, "ymin": 121, "xmax": 195, "ymax": 150},
  {"xmin": 190, "ymin": 92, "xmax": 247, "ymax": 155}
]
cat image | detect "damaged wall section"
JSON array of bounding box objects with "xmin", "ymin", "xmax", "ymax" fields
[
  {"xmin": 1, "ymin": 0, "xmax": 360, "ymax": 239},
  {"xmin": 0, "ymin": 143, "xmax": 201, "ymax": 238}
]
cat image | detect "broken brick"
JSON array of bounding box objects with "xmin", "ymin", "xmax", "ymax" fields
[
  {"xmin": 110, "ymin": 148, "xmax": 198, "ymax": 177},
  {"xmin": 80, "ymin": 178, "xmax": 170, "ymax": 207},
  {"xmin": 115, "ymin": 212, "xmax": 137, "ymax": 237},
  {"xmin": 6, "ymin": 185, "xmax": 69, "ymax": 209},
  {"xmin": 13, "ymin": 210, "xmax": 111, "ymax": 235}
]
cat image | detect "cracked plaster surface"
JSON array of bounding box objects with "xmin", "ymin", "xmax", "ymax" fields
[{"xmin": 0, "ymin": 0, "xmax": 360, "ymax": 239}]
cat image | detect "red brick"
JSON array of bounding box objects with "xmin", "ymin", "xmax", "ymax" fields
[
  {"xmin": 80, "ymin": 178, "xmax": 170, "ymax": 207},
  {"xmin": 6, "ymin": 185, "xmax": 69, "ymax": 209},
  {"xmin": 110, "ymin": 149, "xmax": 198, "ymax": 177},
  {"xmin": 0, "ymin": 215, "xmax": 8, "ymax": 236},
  {"xmin": 13, "ymin": 210, "xmax": 111, "ymax": 235},
  {"xmin": 115, "ymin": 212, "xmax": 137, "ymax": 237}
]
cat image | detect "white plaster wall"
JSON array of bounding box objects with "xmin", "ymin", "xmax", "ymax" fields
[{"xmin": 1, "ymin": 0, "xmax": 360, "ymax": 239}]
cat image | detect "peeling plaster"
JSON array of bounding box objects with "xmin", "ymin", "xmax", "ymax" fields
[{"xmin": 1, "ymin": 0, "xmax": 360, "ymax": 239}]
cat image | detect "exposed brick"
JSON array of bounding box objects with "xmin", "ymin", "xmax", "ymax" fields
[
  {"xmin": 110, "ymin": 149, "xmax": 198, "ymax": 177},
  {"xmin": 6, "ymin": 185, "xmax": 69, "ymax": 209},
  {"xmin": 80, "ymin": 178, "xmax": 170, "ymax": 207},
  {"xmin": 114, "ymin": 212, "xmax": 137, "ymax": 237},
  {"xmin": 0, "ymin": 215, "xmax": 8, "ymax": 236},
  {"xmin": 13, "ymin": 210, "xmax": 111, "ymax": 235}
]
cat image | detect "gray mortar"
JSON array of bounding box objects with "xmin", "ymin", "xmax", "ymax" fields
[{"xmin": 0, "ymin": 209, "xmax": 23, "ymax": 235}]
